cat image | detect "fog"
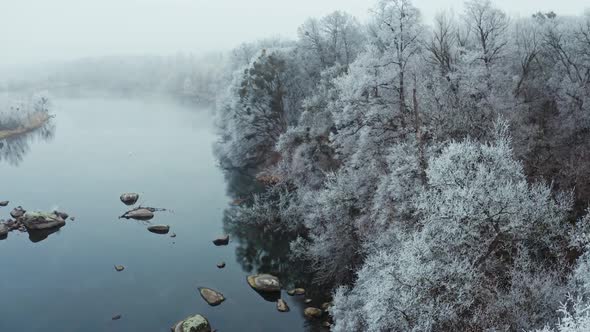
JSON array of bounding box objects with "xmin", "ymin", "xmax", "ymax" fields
[{"xmin": 0, "ymin": 0, "xmax": 586, "ymax": 66}]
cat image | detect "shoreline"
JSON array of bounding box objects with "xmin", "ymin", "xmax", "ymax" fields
[{"xmin": 0, "ymin": 112, "xmax": 51, "ymax": 140}]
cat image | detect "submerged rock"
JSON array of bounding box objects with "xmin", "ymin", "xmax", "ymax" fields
[
  {"xmin": 304, "ymin": 307, "xmax": 323, "ymax": 319},
  {"xmin": 121, "ymin": 208, "xmax": 154, "ymax": 221},
  {"xmin": 10, "ymin": 206, "xmax": 26, "ymax": 219},
  {"xmin": 216, "ymin": 262, "xmax": 225, "ymax": 269},
  {"xmin": 114, "ymin": 265, "xmax": 125, "ymax": 272},
  {"xmin": 171, "ymin": 314, "xmax": 211, "ymax": 332},
  {"xmin": 198, "ymin": 287, "xmax": 225, "ymax": 306},
  {"xmin": 247, "ymin": 274, "xmax": 280, "ymax": 293},
  {"xmin": 277, "ymin": 299, "xmax": 290, "ymax": 312},
  {"xmin": 212, "ymin": 235, "xmax": 229, "ymax": 246},
  {"xmin": 0, "ymin": 201, "xmax": 8, "ymax": 207},
  {"xmin": 147, "ymin": 225, "xmax": 170, "ymax": 234},
  {"xmin": 170, "ymin": 233, "xmax": 176, "ymax": 238},
  {"xmin": 287, "ymin": 288, "xmax": 305, "ymax": 296},
  {"xmin": 112, "ymin": 314, "xmax": 122, "ymax": 321},
  {"xmin": 120, "ymin": 193, "xmax": 139, "ymax": 206},
  {"xmin": 20, "ymin": 212, "xmax": 66, "ymax": 230}
]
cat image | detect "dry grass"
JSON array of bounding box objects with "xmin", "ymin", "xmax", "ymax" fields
[{"xmin": 0, "ymin": 112, "xmax": 51, "ymax": 140}]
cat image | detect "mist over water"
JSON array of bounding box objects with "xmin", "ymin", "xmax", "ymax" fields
[{"xmin": 0, "ymin": 96, "xmax": 316, "ymax": 331}]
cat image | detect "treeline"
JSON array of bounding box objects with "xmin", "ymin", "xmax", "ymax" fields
[
  {"xmin": 215, "ymin": 1, "xmax": 590, "ymax": 331},
  {"xmin": 0, "ymin": 53, "xmax": 225, "ymax": 104}
]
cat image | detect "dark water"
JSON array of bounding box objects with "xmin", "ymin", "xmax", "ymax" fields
[{"xmin": 0, "ymin": 97, "xmax": 318, "ymax": 331}]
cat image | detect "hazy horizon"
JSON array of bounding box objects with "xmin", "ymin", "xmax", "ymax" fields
[{"xmin": 0, "ymin": 0, "xmax": 587, "ymax": 67}]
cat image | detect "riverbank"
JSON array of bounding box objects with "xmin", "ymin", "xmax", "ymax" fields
[{"xmin": 0, "ymin": 112, "xmax": 51, "ymax": 140}]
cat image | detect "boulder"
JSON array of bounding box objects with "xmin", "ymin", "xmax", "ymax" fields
[
  {"xmin": 247, "ymin": 274, "xmax": 280, "ymax": 293},
  {"xmin": 0, "ymin": 201, "xmax": 8, "ymax": 207},
  {"xmin": 0, "ymin": 224, "xmax": 8, "ymax": 238},
  {"xmin": 212, "ymin": 235, "xmax": 229, "ymax": 246},
  {"xmin": 321, "ymin": 302, "xmax": 332, "ymax": 311},
  {"xmin": 287, "ymin": 288, "xmax": 305, "ymax": 296},
  {"xmin": 304, "ymin": 298, "xmax": 313, "ymax": 304},
  {"xmin": 322, "ymin": 321, "xmax": 332, "ymax": 328},
  {"xmin": 10, "ymin": 206, "xmax": 26, "ymax": 219},
  {"xmin": 120, "ymin": 193, "xmax": 139, "ymax": 206},
  {"xmin": 277, "ymin": 299, "xmax": 290, "ymax": 312},
  {"xmin": 53, "ymin": 211, "xmax": 69, "ymax": 220},
  {"xmin": 20, "ymin": 212, "xmax": 66, "ymax": 230},
  {"xmin": 121, "ymin": 208, "xmax": 154, "ymax": 221},
  {"xmin": 198, "ymin": 287, "xmax": 225, "ymax": 306},
  {"xmin": 147, "ymin": 225, "xmax": 170, "ymax": 234},
  {"xmin": 171, "ymin": 314, "xmax": 211, "ymax": 332},
  {"xmin": 304, "ymin": 307, "xmax": 323, "ymax": 319}
]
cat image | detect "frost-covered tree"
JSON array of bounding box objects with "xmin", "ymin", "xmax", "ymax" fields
[
  {"xmin": 298, "ymin": 11, "xmax": 363, "ymax": 72},
  {"xmin": 212, "ymin": 1, "xmax": 590, "ymax": 330},
  {"xmin": 215, "ymin": 49, "xmax": 301, "ymax": 169},
  {"xmin": 332, "ymin": 128, "xmax": 576, "ymax": 331}
]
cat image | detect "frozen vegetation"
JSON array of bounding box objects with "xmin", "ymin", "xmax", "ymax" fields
[
  {"xmin": 0, "ymin": 92, "xmax": 50, "ymax": 132},
  {"xmin": 214, "ymin": 0, "xmax": 590, "ymax": 331}
]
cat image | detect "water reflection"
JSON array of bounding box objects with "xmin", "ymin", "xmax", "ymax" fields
[
  {"xmin": 0, "ymin": 120, "xmax": 55, "ymax": 165},
  {"xmin": 222, "ymin": 166, "xmax": 264, "ymax": 200},
  {"xmin": 28, "ymin": 226, "xmax": 63, "ymax": 243},
  {"xmin": 222, "ymin": 169, "xmax": 331, "ymax": 331}
]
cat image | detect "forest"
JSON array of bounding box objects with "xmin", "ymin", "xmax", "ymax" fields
[{"xmin": 214, "ymin": 0, "xmax": 590, "ymax": 331}]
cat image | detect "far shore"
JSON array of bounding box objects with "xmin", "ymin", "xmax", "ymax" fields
[{"xmin": 0, "ymin": 112, "xmax": 52, "ymax": 140}]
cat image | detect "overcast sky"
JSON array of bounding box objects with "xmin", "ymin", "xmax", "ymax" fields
[{"xmin": 0, "ymin": 0, "xmax": 587, "ymax": 66}]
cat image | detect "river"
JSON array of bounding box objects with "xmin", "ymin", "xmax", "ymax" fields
[{"xmin": 0, "ymin": 96, "xmax": 319, "ymax": 331}]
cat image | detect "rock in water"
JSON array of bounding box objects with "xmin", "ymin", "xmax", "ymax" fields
[
  {"xmin": 198, "ymin": 287, "xmax": 225, "ymax": 306},
  {"xmin": 0, "ymin": 201, "xmax": 8, "ymax": 207},
  {"xmin": 304, "ymin": 307, "xmax": 323, "ymax": 319},
  {"xmin": 10, "ymin": 206, "xmax": 26, "ymax": 219},
  {"xmin": 53, "ymin": 211, "xmax": 69, "ymax": 220},
  {"xmin": 304, "ymin": 298, "xmax": 312, "ymax": 304},
  {"xmin": 0, "ymin": 224, "xmax": 8, "ymax": 238},
  {"xmin": 112, "ymin": 314, "xmax": 122, "ymax": 320},
  {"xmin": 321, "ymin": 302, "xmax": 332, "ymax": 311},
  {"xmin": 114, "ymin": 265, "xmax": 125, "ymax": 272},
  {"xmin": 322, "ymin": 321, "xmax": 332, "ymax": 328},
  {"xmin": 120, "ymin": 193, "xmax": 139, "ymax": 205},
  {"xmin": 277, "ymin": 299, "xmax": 289, "ymax": 312},
  {"xmin": 171, "ymin": 314, "xmax": 211, "ymax": 332},
  {"xmin": 147, "ymin": 225, "xmax": 170, "ymax": 234},
  {"xmin": 121, "ymin": 208, "xmax": 154, "ymax": 221},
  {"xmin": 212, "ymin": 235, "xmax": 229, "ymax": 246},
  {"xmin": 216, "ymin": 262, "xmax": 225, "ymax": 269},
  {"xmin": 287, "ymin": 288, "xmax": 305, "ymax": 296},
  {"xmin": 247, "ymin": 274, "xmax": 280, "ymax": 293},
  {"xmin": 20, "ymin": 212, "xmax": 66, "ymax": 230}
]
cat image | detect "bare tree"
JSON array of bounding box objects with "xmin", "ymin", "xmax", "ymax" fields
[{"xmin": 464, "ymin": 0, "xmax": 509, "ymax": 69}]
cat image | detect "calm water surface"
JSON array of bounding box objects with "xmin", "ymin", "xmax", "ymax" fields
[{"xmin": 0, "ymin": 96, "xmax": 315, "ymax": 331}]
